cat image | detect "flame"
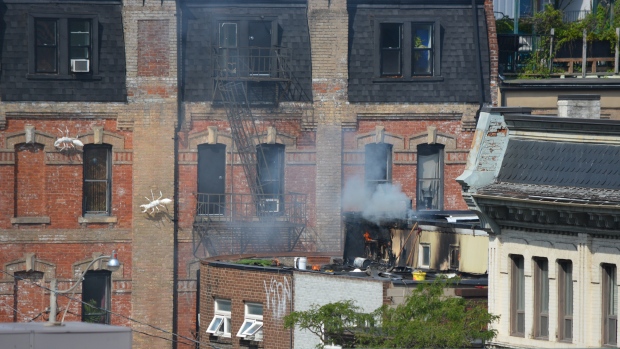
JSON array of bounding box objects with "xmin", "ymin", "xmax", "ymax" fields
[{"xmin": 364, "ymin": 231, "xmax": 372, "ymax": 242}]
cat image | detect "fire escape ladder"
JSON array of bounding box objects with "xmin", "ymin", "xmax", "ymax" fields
[
  {"xmin": 275, "ymin": 50, "xmax": 310, "ymax": 103},
  {"xmin": 216, "ymin": 80, "xmax": 264, "ymax": 200},
  {"xmin": 192, "ymin": 216, "xmax": 216, "ymax": 258}
]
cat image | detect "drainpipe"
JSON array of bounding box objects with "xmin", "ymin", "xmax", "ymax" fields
[
  {"xmin": 472, "ymin": 0, "xmax": 486, "ymax": 116},
  {"xmin": 173, "ymin": 0, "xmax": 183, "ymax": 348}
]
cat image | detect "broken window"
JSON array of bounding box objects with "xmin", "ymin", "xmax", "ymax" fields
[
  {"xmin": 602, "ymin": 263, "xmax": 617, "ymax": 346},
  {"xmin": 558, "ymin": 259, "xmax": 573, "ymax": 342},
  {"xmin": 534, "ymin": 257, "xmax": 549, "ymax": 339},
  {"xmin": 82, "ymin": 270, "xmax": 111, "ymax": 324},
  {"xmin": 365, "ymin": 143, "xmax": 392, "ymax": 192},
  {"xmin": 256, "ymin": 144, "xmax": 284, "ymax": 214},
  {"xmin": 30, "ymin": 15, "xmax": 98, "ymax": 76},
  {"xmin": 416, "ymin": 144, "xmax": 443, "ymax": 210},
  {"xmin": 449, "ymin": 245, "xmax": 459, "ymax": 270},
  {"xmin": 83, "ymin": 144, "xmax": 111, "ymax": 215},
  {"xmin": 511, "ymin": 254, "xmax": 525, "ymax": 337},
  {"xmin": 206, "ymin": 299, "xmax": 232, "ymax": 337},
  {"xmin": 377, "ymin": 20, "xmax": 439, "ymax": 78},
  {"xmin": 237, "ymin": 302, "xmax": 263, "ymax": 341}
]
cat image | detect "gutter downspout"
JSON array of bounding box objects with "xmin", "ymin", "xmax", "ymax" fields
[
  {"xmin": 173, "ymin": 1, "xmax": 183, "ymax": 348},
  {"xmin": 472, "ymin": 0, "xmax": 486, "ymax": 117}
]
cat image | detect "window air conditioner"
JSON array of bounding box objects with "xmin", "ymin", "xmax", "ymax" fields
[
  {"xmin": 261, "ymin": 198, "xmax": 280, "ymax": 213},
  {"xmin": 71, "ymin": 59, "xmax": 90, "ymax": 73}
]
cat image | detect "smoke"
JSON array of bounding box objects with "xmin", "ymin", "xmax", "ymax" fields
[{"xmin": 342, "ymin": 176, "xmax": 412, "ymax": 224}]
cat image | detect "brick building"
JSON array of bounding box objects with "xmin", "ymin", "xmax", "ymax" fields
[{"xmin": 0, "ymin": 0, "xmax": 497, "ymax": 348}]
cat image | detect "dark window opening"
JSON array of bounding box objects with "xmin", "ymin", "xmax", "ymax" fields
[
  {"xmin": 416, "ymin": 144, "xmax": 443, "ymax": 210},
  {"xmin": 365, "ymin": 143, "xmax": 393, "ymax": 193},
  {"xmin": 534, "ymin": 257, "xmax": 549, "ymax": 339},
  {"xmin": 449, "ymin": 245, "xmax": 459, "ymax": 270},
  {"xmin": 603, "ymin": 263, "xmax": 617, "ymax": 346},
  {"xmin": 69, "ymin": 19, "xmax": 91, "ymax": 63},
  {"xmin": 511, "ymin": 254, "xmax": 525, "ymax": 337},
  {"xmin": 380, "ymin": 23, "xmax": 402, "ymax": 77},
  {"xmin": 257, "ymin": 144, "xmax": 285, "ymax": 214},
  {"xmin": 35, "ymin": 19, "xmax": 58, "ymax": 73},
  {"xmin": 82, "ymin": 270, "xmax": 111, "ymax": 324},
  {"xmin": 558, "ymin": 260, "xmax": 573, "ymax": 342},
  {"xmin": 83, "ymin": 144, "xmax": 111, "ymax": 215}
]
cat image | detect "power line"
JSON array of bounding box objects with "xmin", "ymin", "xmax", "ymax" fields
[{"xmin": 0, "ymin": 269, "xmax": 221, "ymax": 349}]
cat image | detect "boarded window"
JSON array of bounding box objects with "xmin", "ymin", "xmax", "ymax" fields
[{"xmin": 511, "ymin": 254, "xmax": 525, "ymax": 336}]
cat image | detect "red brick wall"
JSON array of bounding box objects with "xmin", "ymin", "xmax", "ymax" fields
[
  {"xmin": 485, "ymin": 0, "xmax": 499, "ymax": 106},
  {"xmin": 344, "ymin": 119, "xmax": 473, "ymax": 211},
  {"xmin": 0, "ymin": 119, "xmax": 133, "ymax": 229},
  {"xmin": 200, "ymin": 263, "xmax": 293, "ymax": 349},
  {"xmin": 0, "ymin": 243, "xmax": 132, "ymax": 324},
  {"xmin": 138, "ymin": 20, "xmax": 170, "ymax": 77}
]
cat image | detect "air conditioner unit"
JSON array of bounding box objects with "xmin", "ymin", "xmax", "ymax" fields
[
  {"xmin": 261, "ymin": 198, "xmax": 280, "ymax": 213},
  {"xmin": 71, "ymin": 59, "xmax": 90, "ymax": 73}
]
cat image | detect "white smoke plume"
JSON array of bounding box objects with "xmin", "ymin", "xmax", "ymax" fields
[{"xmin": 342, "ymin": 176, "xmax": 411, "ymax": 223}]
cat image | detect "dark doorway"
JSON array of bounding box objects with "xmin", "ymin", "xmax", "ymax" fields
[
  {"xmin": 198, "ymin": 144, "xmax": 226, "ymax": 215},
  {"xmin": 248, "ymin": 21, "xmax": 272, "ymax": 76},
  {"xmin": 257, "ymin": 143, "xmax": 284, "ymax": 214},
  {"xmin": 82, "ymin": 270, "xmax": 111, "ymax": 324}
]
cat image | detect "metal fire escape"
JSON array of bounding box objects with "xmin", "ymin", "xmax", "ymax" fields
[{"xmin": 192, "ymin": 46, "xmax": 313, "ymax": 258}]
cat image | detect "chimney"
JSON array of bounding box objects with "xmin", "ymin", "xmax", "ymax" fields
[{"xmin": 557, "ymin": 94, "xmax": 601, "ymax": 119}]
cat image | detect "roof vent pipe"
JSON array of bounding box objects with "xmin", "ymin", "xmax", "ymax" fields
[{"xmin": 557, "ymin": 94, "xmax": 601, "ymax": 119}]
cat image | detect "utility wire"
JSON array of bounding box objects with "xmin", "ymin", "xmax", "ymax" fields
[{"xmin": 0, "ymin": 269, "xmax": 221, "ymax": 349}]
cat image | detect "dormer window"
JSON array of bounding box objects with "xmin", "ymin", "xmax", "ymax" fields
[{"xmin": 29, "ymin": 14, "xmax": 98, "ymax": 77}]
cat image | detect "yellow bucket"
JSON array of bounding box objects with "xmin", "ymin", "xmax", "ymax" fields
[{"xmin": 412, "ymin": 271, "xmax": 427, "ymax": 281}]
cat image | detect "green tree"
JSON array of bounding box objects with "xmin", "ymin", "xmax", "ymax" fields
[{"xmin": 284, "ymin": 279, "xmax": 498, "ymax": 348}]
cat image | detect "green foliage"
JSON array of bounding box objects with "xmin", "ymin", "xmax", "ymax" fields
[
  {"xmin": 235, "ymin": 259, "xmax": 273, "ymax": 266},
  {"xmin": 283, "ymin": 300, "xmax": 375, "ymax": 349},
  {"xmin": 284, "ymin": 279, "xmax": 499, "ymax": 349}
]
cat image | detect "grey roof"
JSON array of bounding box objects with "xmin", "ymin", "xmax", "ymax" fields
[
  {"xmin": 477, "ymin": 182, "xmax": 620, "ymax": 205},
  {"xmin": 497, "ymin": 139, "xmax": 620, "ymax": 190}
]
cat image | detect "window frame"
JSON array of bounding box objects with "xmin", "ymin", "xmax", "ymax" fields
[
  {"xmin": 533, "ymin": 257, "xmax": 549, "ymax": 339},
  {"xmin": 256, "ymin": 143, "xmax": 285, "ymax": 215},
  {"xmin": 83, "ymin": 144, "xmax": 112, "ymax": 216},
  {"xmin": 28, "ymin": 13, "xmax": 99, "ymax": 78},
  {"xmin": 419, "ymin": 243, "xmax": 431, "ymax": 268},
  {"xmin": 558, "ymin": 259, "xmax": 573, "ymax": 343},
  {"xmin": 449, "ymin": 245, "xmax": 460, "ymax": 270},
  {"xmin": 364, "ymin": 143, "xmax": 393, "ymax": 192},
  {"xmin": 416, "ymin": 143, "xmax": 444, "ymax": 210},
  {"xmin": 602, "ymin": 263, "xmax": 618, "ymax": 346},
  {"xmin": 237, "ymin": 302, "xmax": 263, "ymax": 341},
  {"xmin": 511, "ymin": 254, "xmax": 525, "ymax": 337},
  {"xmin": 81, "ymin": 270, "xmax": 111, "ymax": 324},
  {"xmin": 374, "ymin": 18, "xmax": 441, "ymax": 80},
  {"xmin": 206, "ymin": 299, "xmax": 232, "ymax": 337}
]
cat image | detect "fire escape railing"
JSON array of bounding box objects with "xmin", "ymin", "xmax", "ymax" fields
[{"xmin": 195, "ymin": 192, "xmax": 307, "ymax": 224}]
